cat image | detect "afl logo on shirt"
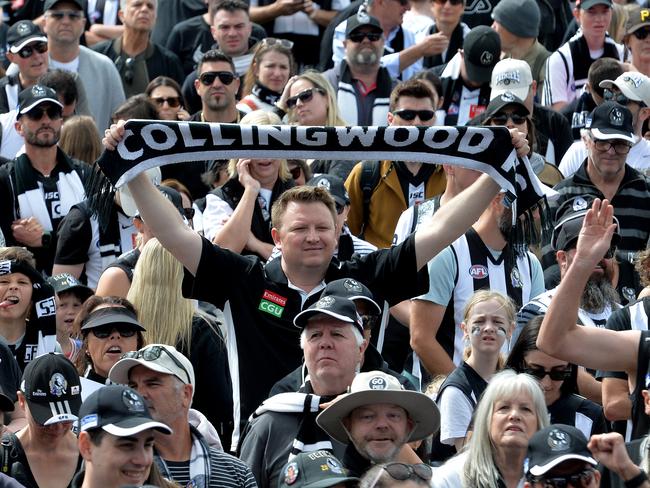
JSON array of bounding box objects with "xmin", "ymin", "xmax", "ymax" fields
[{"xmin": 469, "ymin": 265, "xmax": 489, "ymax": 279}]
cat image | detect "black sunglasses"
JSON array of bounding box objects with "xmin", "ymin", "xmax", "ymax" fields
[
  {"xmin": 25, "ymin": 104, "xmax": 63, "ymax": 121},
  {"xmin": 91, "ymin": 325, "xmax": 138, "ymax": 339},
  {"xmin": 17, "ymin": 42, "xmax": 48, "ymax": 59},
  {"xmin": 383, "ymin": 463, "xmax": 433, "ymax": 482},
  {"xmin": 151, "ymin": 96, "xmax": 181, "ymax": 108},
  {"xmin": 121, "ymin": 346, "xmax": 191, "ymax": 384},
  {"xmin": 199, "ymin": 71, "xmax": 237, "ymax": 86},
  {"xmin": 603, "ymin": 88, "xmax": 647, "ymax": 108},
  {"xmin": 116, "ymin": 56, "xmax": 135, "ymax": 84},
  {"xmin": 524, "ymin": 366, "xmax": 572, "ymax": 381},
  {"xmin": 590, "ymin": 136, "xmax": 632, "ymax": 155},
  {"xmin": 47, "ymin": 9, "xmax": 84, "ymax": 20},
  {"xmin": 348, "ymin": 31, "xmax": 383, "ymax": 43},
  {"xmin": 633, "ymin": 27, "xmax": 650, "ymax": 40},
  {"xmin": 393, "ymin": 109, "xmax": 436, "ymax": 122},
  {"xmin": 289, "ymin": 166, "xmax": 302, "ymax": 179},
  {"xmin": 286, "ymin": 87, "xmax": 325, "ymax": 109},
  {"xmin": 528, "ymin": 468, "xmax": 596, "ymax": 488},
  {"xmin": 490, "ymin": 111, "xmax": 528, "ymax": 125}
]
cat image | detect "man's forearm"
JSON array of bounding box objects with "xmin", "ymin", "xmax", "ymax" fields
[
  {"xmin": 398, "ymin": 43, "xmax": 425, "ymax": 73},
  {"xmin": 250, "ymin": 4, "xmax": 280, "ymax": 24}
]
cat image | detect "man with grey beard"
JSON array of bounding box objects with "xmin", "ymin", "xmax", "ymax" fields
[
  {"xmin": 322, "ymin": 11, "xmax": 395, "ymax": 126},
  {"xmin": 516, "ymin": 195, "xmax": 621, "ymax": 404}
]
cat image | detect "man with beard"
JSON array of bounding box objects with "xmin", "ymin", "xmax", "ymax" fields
[
  {"xmin": 192, "ymin": 49, "xmax": 244, "ymax": 123},
  {"xmin": 322, "ymin": 12, "xmax": 394, "ymax": 126},
  {"xmin": 517, "ymin": 195, "xmax": 621, "ymax": 404},
  {"xmin": 0, "ymin": 85, "xmax": 90, "ymax": 274},
  {"xmin": 406, "ymin": 189, "xmax": 545, "ymax": 389}
]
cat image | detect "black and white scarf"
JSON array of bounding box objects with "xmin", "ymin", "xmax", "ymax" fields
[
  {"xmin": 251, "ymin": 83, "xmax": 281, "ymax": 106},
  {"xmin": 89, "ymin": 120, "xmax": 555, "ymax": 243},
  {"xmin": 13, "ymin": 151, "xmax": 86, "ymax": 232},
  {"xmin": 156, "ymin": 426, "xmax": 212, "ymax": 488},
  {"xmin": 250, "ymin": 381, "xmax": 336, "ymax": 461},
  {"xmin": 336, "ymin": 60, "xmax": 392, "ymax": 126}
]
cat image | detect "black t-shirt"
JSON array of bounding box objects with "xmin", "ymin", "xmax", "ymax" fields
[
  {"xmin": 166, "ymin": 15, "xmax": 213, "ymax": 76},
  {"xmin": 0, "ymin": 341, "xmax": 21, "ymax": 403},
  {"xmin": 547, "ymin": 393, "xmax": 608, "ymax": 437},
  {"xmin": 182, "ymin": 233, "xmax": 428, "ymax": 448}
]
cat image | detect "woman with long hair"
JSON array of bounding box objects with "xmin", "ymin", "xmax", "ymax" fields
[
  {"xmin": 237, "ymin": 39, "xmax": 295, "ymax": 114},
  {"xmin": 72, "ymin": 296, "xmax": 145, "ymax": 384},
  {"xmin": 59, "ymin": 116, "xmax": 101, "ymax": 165},
  {"xmin": 201, "ymin": 110, "xmax": 294, "ymax": 259},
  {"xmin": 127, "ymin": 237, "xmax": 233, "ymax": 446},
  {"xmin": 145, "ymin": 76, "xmax": 190, "ymax": 121},
  {"xmin": 433, "ymin": 370, "xmax": 549, "ymax": 488},
  {"xmin": 505, "ymin": 315, "xmax": 608, "ymax": 439},
  {"xmin": 434, "ymin": 291, "xmax": 516, "ymax": 460}
]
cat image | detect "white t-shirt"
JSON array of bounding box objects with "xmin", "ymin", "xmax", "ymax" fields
[{"xmin": 438, "ymin": 385, "xmax": 474, "ymax": 446}]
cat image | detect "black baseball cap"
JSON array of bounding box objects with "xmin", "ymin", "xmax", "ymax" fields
[
  {"xmin": 484, "ymin": 91, "xmax": 530, "ymax": 120},
  {"xmin": 294, "ymin": 295, "xmax": 364, "ymax": 335},
  {"xmin": 320, "ymin": 279, "xmax": 381, "ymax": 316},
  {"xmin": 586, "ymin": 101, "xmax": 635, "ymax": 143},
  {"xmin": 44, "ymin": 0, "xmax": 85, "ymax": 11},
  {"xmin": 278, "ymin": 451, "xmax": 358, "ymax": 488},
  {"xmin": 307, "ymin": 175, "xmax": 350, "ymax": 208},
  {"xmin": 78, "ymin": 385, "xmax": 172, "ymax": 436},
  {"xmin": 47, "ymin": 274, "xmax": 93, "ymax": 301},
  {"xmin": 551, "ymin": 196, "xmax": 620, "ymax": 251},
  {"xmin": 7, "ymin": 20, "xmax": 47, "ymax": 52},
  {"xmin": 0, "ymin": 385, "xmax": 14, "ymax": 412},
  {"xmin": 80, "ymin": 306, "xmax": 146, "ymax": 332},
  {"xmin": 462, "ymin": 26, "xmax": 501, "ymax": 84},
  {"xmin": 20, "ymin": 353, "xmax": 82, "ymax": 425},
  {"xmin": 576, "ymin": 0, "xmax": 611, "ymax": 10},
  {"xmin": 345, "ymin": 11, "xmax": 382, "ymax": 37},
  {"xmin": 17, "ymin": 85, "xmax": 63, "ymax": 116},
  {"xmin": 525, "ymin": 424, "xmax": 597, "ymax": 477}
]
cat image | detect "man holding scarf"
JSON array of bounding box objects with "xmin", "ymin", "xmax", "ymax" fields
[{"xmin": 0, "ymin": 85, "xmax": 90, "ymax": 275}]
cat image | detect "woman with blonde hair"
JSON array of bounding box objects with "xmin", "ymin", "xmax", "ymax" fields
[
  {"xmin": 432, "ymin": 290, "xmax": 517, "ymax": 462},
  {"xmin": 127, "ymin": 237, "xmax": 233, "ymax": 445},
  {"xmin": 201, "ymin": 110, "xmax": 294, "ymax": 259},
  {"xmin": 433, "ymin": 370, "xmax": 549, "ymax": 488},
  {"xmin": 238, "ymin": 39, "xmax": 295, "ymax": 114},
  {"xmin": 59, "ymin": 115, "xmax": 101, "ymax": 165}
]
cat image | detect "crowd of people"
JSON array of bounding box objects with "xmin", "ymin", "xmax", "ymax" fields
[{"xmin": 2, "ymin": 0, "xmax": 650, "ymax": 486}]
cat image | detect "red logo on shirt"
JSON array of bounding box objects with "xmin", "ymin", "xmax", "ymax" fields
[
  {"xmin": 469, "ymin": 265, "xmax": 489, "ymax": 279},
  {"xmin": 262, "ymin": 290, "xmax": 287, "ymax": 306}
]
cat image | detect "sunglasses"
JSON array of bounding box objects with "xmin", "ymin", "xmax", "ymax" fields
[
  {"xmin": 524, "ymin": 366, "xmax": 572, "ymax": 381},
  {"xmin": 121, "ymin": 346, "xmax": 191, "ymax": 384},
  {"xmin": 260, "ymin": 37, "xmax": 294, "ymax": 49},
  {"xmin": 633, "ymin": 27, "xmax": 650, "ymax": 40},
  {"xmin": 91, "ymin": 325, "xmax": 138, "ymax": 339},
  {"xmin": 199, "ymin": 71, "xmax": 237, "ymax": 86},
  {"xmin": 528, "ymin": 468, "xmax": 596, "ymax": 488},
  {"xmin": 116, "ymin": 56, "xmax": 135, "ymax": 84},
  {"xmin": 47, "ymin": 9, "xmax": 84, "ymax": 20},
  {"xmin": 382, "ymin": 463, "xmax": 433, "ymax": 482},
  {"xmin": 286, "ymin": 87, "xmax": 325, "ymax": 109},
  {"xmin": 16, "ymin": 42, "xmax": 48, "ymax": 59},
  {"xmin": 25, "ymin": 104, "xmax": 63, "ymax": 121},
  {"xmin": 490, "ymin": 111, "xmax": 528, "ymax": 125},
  {"xmin": 289, "ymin": 166, "xmax": 302, "ymax": 179},
  {"xmin": 151, "ymin": 96, "xmax": 181, "ymax": 108},
  {"xmin": 603, "ymin": 88, "xmax": 647, "ymax": 108},
  {"xmin": 182, "ymin": 207, "xmax": 195, "ymax": 220},
  {"xmin": 393, "ymin": 109, "xmax": 436, "ymax": 122},
  {"xmin": 348, "ymin": 31, "xmax": 383, "ymax": 43},
  {"xmin": 590, "ymin": 137, "xmax": 632, "ymax": 155}
]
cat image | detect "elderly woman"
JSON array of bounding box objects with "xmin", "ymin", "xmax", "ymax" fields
[
  {"xmin": 73, "ymin": 296, "xmax": 145, "ymax": 384},
  {"xmin": 201, "ymin": 110, "xmax": 294, "ymax": 260},
  {"xmin": 432, "ymin": 369, "xmax": 549, "ymax": 488}
]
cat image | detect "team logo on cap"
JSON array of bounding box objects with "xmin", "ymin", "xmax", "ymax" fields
[
  {"xmin": 284, "ymin": 463, "xmax": 299, "ymax": 485},
  {"xmin": 17, "ymin": 23, "xmax": 31, "ymax": 35},
  {"xmin": 326, "ymin": 457, "xmax": 343, "ymax": 474},
  {"xmin": 31, "ymin": 85, "xmax": 46, "ymax": 97},
  {"xmin": 316, "ymin": 178, "xmax": 331, "ymax": 191},
  {"xmin": 500, "ymin": 92, "xmax": 516, "ymax": 103},
  {"xmin": 480, "ymin": 51, "xmax": 494, "ymax": 66},
  {"xmin": 609, "ymin": 107, "xmax": 624, "ymax": 126},
  {"xmin": 623, "ymin": 74, "xmax": 643, "ymax": 89},
  {"xmin": 572, "ymin": 196, "xmax": 588, "ymax": 212},
  {"xmin": 343, "ymin": 278, "xmax": 362, "ymax": 293},
  {"xmin": 496, "ymin": 71, "xmax": 521, "ymax": 86},
  {"xmin": 368, "ymin": 375, "xmax": 388, "ymax": 389},
  {"xmin": 315, "ymin": 296, "xmax": 335, "ymax": 309},
  {"xmin": 49, "ymin": 373, "xmax": 67, "ymax": 397},
  {"xmin": 356, "ymin": 10, "xmax": 369, "ymax": 23},
  {"xmin": 547, "ymin": 428, "xmax": 571, "ymax": 451},
  {"xmin": 122, "ymin": 389, "xmax": 145, "ymax": 412}
]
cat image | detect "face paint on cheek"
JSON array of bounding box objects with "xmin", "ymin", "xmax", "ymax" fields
[
  {"xmin": 471, "ymin": 326, "xmax": 482, "ymax": 335},
  {"xmin": 497, "ymin": 327, "xmax": 507, "ymax": 337}
]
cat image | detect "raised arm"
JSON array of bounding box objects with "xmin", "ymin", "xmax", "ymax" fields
[
  {"xmin": 537, "ymin": 199, "xmax": 640, "ymax": 374},
  {"xmin": 104, "ymin": 122, "xmax": 203, "ymax": 275}
]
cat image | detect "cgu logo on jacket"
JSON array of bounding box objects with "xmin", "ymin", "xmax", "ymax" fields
[{"xmin": 258, "ymin": 290, "xmax": 288, "ymax": 318}]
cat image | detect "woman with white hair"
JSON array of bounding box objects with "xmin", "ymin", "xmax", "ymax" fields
[
  {"xmin": 432, "ymin": 370, "xmax": 549, "ymax": 488},
  {"xmin": 201, "ymin": 110, "xmax": 294, "ymax": 259}
]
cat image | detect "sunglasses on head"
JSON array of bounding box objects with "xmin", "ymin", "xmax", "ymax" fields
[
  {"xmin": 121, "ymin": 345, "xmax": 191, "ymax": 384},
  {"xmin": 490, "ymin": 111, "xmax": 528, "ymax": 125},
  {"xmin": 528, "ymin": 468, "xmax": 596, "ymax": 488},
  {"xmin": 348, "ymin": 31, "xmax": 383, "ymax": 43},
  {"xmin": 382, "ymin": 463, "xmax": 433, "ymax": 482},
  {"xmin": 25, "ymin": 104, "xmax": 63, "ymax": 121},
  {"xmin": 286, "ymin": 87, "xmax": 325, "ymax": 109},
  {"xmin": 524, "ymin": 366, "xmax": 572, "ymax": 381},
  {"xmin": 392, "ymin": 109, "xmax": 436, "ymax": 122},
  {"xmin": 633, "ymin": 27, "xmax": 650, "ymax": 40},
  {"xmin": 47, "ymin": 9, "xmax": 84, "ymax": 20},
  {"xmin": 199, "ymin": 71, "xmax": 237, "ymax": 86},
  {"xmin": 603, "ymin": 88, "xmax": 647, "ymax": 108},
  {"xmin": 16, "ymin": 42, "xmax": 48, "ymax": 59},
  {"xmin": 90, "ymin": 324, "xmax": 138, "ymax": 339},
  {"xmin": 151, "ymin": 96, "xmax": 181, "ymax": 108},
  {"xmin": 260, "ymin": 37, "xmax": 294, "ymax": 49}
]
